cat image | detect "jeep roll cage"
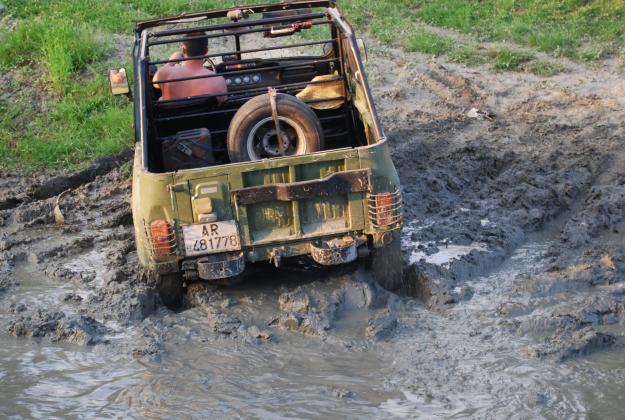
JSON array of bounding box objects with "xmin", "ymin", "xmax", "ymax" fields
[{"xmin": 132, "ymin": 1, "xmax": 384, "ymax": 173}]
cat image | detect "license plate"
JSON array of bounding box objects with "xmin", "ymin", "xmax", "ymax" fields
[{"xmin": 182, "ymin": 220, "xmax": 241, "ymax": 256}]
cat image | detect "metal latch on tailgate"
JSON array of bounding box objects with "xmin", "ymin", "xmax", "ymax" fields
[{"xmin": 230, "ymin": 169, "xmax": 371, "ymax": 205}]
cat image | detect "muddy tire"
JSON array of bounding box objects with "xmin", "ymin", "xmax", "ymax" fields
[
  {"xmin": 367, "ymin": 238, "xmax": 404, "ymax": 292},
  {"xmin": 154, "ymin": 272, "xmax": 184, "ymax": 309},
  {"xmin": 227, "ymin": 93, "xmax": 324, "ymax": 162}
]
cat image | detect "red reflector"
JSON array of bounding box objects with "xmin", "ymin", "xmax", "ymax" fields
[{"xmin": 150, "ymin": 220, "xmax": 171, "ymax": 256}]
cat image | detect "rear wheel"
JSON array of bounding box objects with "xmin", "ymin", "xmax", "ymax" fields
[
  {"xmin": 367, "ymin": 237, "xmax": 404, "ymax": 292},
  {"xmin": 152, "ymin": 272, "xmax": 184, "ymax": 309}
]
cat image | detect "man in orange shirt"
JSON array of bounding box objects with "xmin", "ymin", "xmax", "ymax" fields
[{"xmin": 153, "ymin": 32, "xmax": 228, "ymax": 101}]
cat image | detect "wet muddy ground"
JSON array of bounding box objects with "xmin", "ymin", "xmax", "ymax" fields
[{"xmin": 1, "ymin": 34, "xmax": 625, "ymax": 418}]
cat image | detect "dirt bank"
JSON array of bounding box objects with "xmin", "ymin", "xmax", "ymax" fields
[{"xmin": 1, "ymin": 33, "xmax": 625, "ymax": 417}]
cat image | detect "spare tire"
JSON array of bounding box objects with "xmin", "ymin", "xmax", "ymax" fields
[{"xmin": 227, "ymin": 93, "xmax": 324, "ymax": 163}]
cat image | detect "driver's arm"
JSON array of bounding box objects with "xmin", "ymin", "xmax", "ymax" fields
[{"xmin": 152, "ymin": 66, "xmax": 169, "ymax": 90}]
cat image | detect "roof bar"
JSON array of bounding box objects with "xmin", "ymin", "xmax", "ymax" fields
[
  {"xmin": 149, "ymin": 38, "xmax": 336, "ymax": 65},
  {"xmin": 150, "ymin": 12, "xmax": 326, "ymax": 38},
  {"xmin": 148, "ymin": 20, "xmax": 332, "ymax": 47},
  {"xmin": 136, "ymin": 1, "xmax": 335, "ymax": 32},
  {"xmin": 152, "ymin": 57, "xmax": 339, "ymax": 84}
]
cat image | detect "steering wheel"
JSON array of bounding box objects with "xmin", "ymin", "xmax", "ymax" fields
[{"xmin": 204, "ymin": 57, "xmax": 217, "ymax": 73}]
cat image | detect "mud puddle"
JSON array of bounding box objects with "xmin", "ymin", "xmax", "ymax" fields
[
  {"xmin": 3, "ymin": 238, "xmax": 623, "ymax": 418},
  {"xmin": 1, "ymin": 261, "xmax": 405, "ymax": 417}
]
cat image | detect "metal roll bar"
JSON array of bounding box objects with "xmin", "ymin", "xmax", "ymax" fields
[
  {"xmin": 149, "ymin": 38, "xmax": 336, "ymax": 65},
  {"xmin": 135, "ymin": 1, "xmax": 335, "ymax": 32},
  {"xmin": 150, "ymin": 12, "xmax": 327, "ymax": 38},
  {"xmin": 148, "ymin": 20, "xmax": 332, "ymax": 47}
]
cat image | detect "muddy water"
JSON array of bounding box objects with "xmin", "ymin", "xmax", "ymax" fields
[
  {"xmin": 2, "ymin": 241, "xmax": 625, "ymax": 418},
  {"xmin": 0, "ymin": 265, "xmax": 396, "ymax": 417}
]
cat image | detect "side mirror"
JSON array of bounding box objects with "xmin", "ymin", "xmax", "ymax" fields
[
  {"xmin": 108, "ymin": 68, "xmax": 131, "ymax": 97},
  {"xmin": 356, "ymin": 38, "xmax": 368, "ymax": 63}
]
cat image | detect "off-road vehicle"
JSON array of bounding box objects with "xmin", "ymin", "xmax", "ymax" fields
[{"xmin": 109, "ymin": 1, "xmax": 403, "ymax": 306}]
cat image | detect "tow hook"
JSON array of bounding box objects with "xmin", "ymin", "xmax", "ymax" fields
[{"xmin": 269, "ymin": 249, "xmax": 283, "ymax": 268}]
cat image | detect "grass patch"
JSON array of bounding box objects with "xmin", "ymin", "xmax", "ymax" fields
[
  {"xmin": 343, "ymin": 0, "xmax": 624, "ymax": 61},
  {"xmin": 447, "ymin": 45, "xmax": 486, "ymax": 66},
  {"xmin": 0, "ymin": 18, "xmax": 106, "ymax": 93},
  {"xmin": 0, "ymin": 0, "xmax": 279, "ymax": 170},
  {"xmin": 490, "ymin": 48, "xmax": 534, "ymax": 71},
  {"xmin": 414, "ymin": 0, "xmax": 625, "ymax": 60},
  {"xmin": 0, "ymin": 75, "xmax": 132, "ymax": 169},
  {"xmin": 405, "ymin": 31, "xmax": 486, "ymax": 66},
  {"xmin": 406, "ymin": 31, "xmax": 452, "ymax": 55},
  {"xmin": 524, "ymin": 60, "xmax": 564, "ymax": 77}
]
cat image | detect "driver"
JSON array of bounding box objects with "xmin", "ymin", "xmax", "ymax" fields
[{"xmin": 152, "ymin": 32, "xmax": 228, "ymax": 102}]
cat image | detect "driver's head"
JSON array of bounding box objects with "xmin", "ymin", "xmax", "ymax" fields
[{"xmin": 182, "ymin": 32, "xmax": 208, "ymax": 58}]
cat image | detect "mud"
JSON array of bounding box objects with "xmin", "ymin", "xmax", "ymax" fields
[{"xmin": 2, "ymin": 30, "xmax": 625, "ymax": 417}]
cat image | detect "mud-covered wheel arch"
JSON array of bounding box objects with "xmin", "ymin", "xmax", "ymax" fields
[{"xmin": 367, "ymin": 236, "xmax": 404, "ymax": 292}]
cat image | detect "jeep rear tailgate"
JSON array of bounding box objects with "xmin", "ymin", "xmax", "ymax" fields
[{"xmin": 171, "ymin": 148, "xmax": 368, "ymax": 248}]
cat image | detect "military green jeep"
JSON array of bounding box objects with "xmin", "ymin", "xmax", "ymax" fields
[{"xmin": 109, "ymin": 1, "xmax": 403, "ymax": 307}]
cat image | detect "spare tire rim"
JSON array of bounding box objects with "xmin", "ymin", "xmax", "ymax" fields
[{"xmin": 247, "ymin": 116, "xmax": 306, "ymax": 159}]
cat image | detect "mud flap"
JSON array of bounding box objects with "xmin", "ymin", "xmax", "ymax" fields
[
  {"xmin": 367, "ymin": 233, "xmax": 404, "ymax": 292},
  {"xmin": 153, "ymin": 272, "xmax": 184, "ymax": 309}
]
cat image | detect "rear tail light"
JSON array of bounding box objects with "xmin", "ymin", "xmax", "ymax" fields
[
  {"xmin": 376, "ymin": 193, "xmax": 395, "ymax": 226},
  {"xmin": 369, "ymin": 190, "xmax": 403, "ymax": 230},
  {"xmin": 150, "ymin": 220, "xmax": 174, "ymax": 256}
]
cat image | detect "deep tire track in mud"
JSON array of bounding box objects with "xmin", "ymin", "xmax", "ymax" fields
[{"xmin": 1, "ymin": 36, "xmax": 625, "ymax": 417}]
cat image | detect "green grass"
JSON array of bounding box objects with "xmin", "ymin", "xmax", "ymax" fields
[
  {"xmin": 342, "ymin": 0, "xmax": 624, "ymax": 63},
  {"xmin": 524, "ymin": 60, "xmax": 565, "ymax": 77},
  {"xmin": 0, "ymin": 1, "xmax": 243, "ymax": 170},
  {"xmin": 0, "ymin": 15, "xmax": 124, "ymax": 169},
  {"xmin": 1, "ymin": 0, "xmax": 622, "ymax": 169},
  {"xmin": 339, "ymin": 0, "xmax": 610, "ymax": 73},
  {"xmin": 490, "ymin": 48, "xmax": 534, "ymax": 71},
  {"xmin": 406, "ymin": 31, "xmax": 452, "ymax": 55},
  {"xmin": 414, "ymin": 0, "xmax": 625, "ymax": 59},
  {"xmin": 405, "ymin": 30, "xmax": 486, "ymax": 67},
  {"xmin": 0, "ymin": 18, "xmax": 107, "ymax": 93},
  {"xmin": 447, "ymin": 45, "xmax": 486, "ymax": 66},
  {"xmin": 0, "ymin": 73, "xmax": 132, "ymax": 168}
]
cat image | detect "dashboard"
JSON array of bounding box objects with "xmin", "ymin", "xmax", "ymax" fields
[
  {"xmin": 225, "ymin": 73, "xmax": 262, "ymax": 86},
  {"xmin": 217, "ymin": 58, "xmax": 329, "ymax": 93},
  {"xmin": 223, "ymin": 70, "xmax": 279, "ymax": 91}
]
